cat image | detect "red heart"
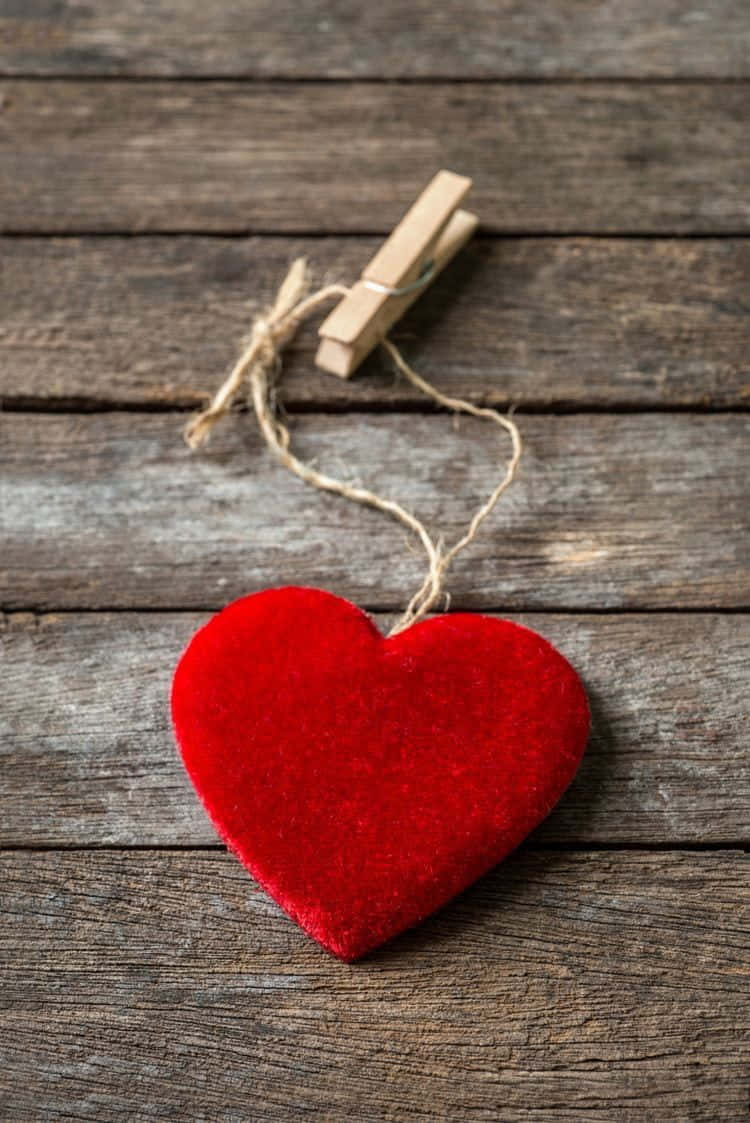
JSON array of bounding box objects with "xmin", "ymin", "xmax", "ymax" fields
[{"xmin": 171, "ymin": 587, "xmax": 589, "ymax": 960}]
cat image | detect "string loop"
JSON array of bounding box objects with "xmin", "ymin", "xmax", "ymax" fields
[
  {"xmin": 185, "ymin": 258, "xmax": 521, "ymax": 636},
  {"xmin": 362, "ymin": 258, "xmax": 435, "ymax": 297}
]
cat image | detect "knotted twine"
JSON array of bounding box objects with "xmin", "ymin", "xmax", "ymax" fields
[{"xmin": 185, "ymin": 258, "xmax": 522, "ymax": 636}]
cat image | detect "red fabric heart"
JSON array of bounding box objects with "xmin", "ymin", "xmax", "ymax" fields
[{"xmin": 171, "ymin": 587, "xmax": 589, "ymax": 960}]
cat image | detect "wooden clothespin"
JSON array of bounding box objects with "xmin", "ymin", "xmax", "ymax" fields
[{"xmin": 315, "ymin": 170, "xmax": 478, "ymax": 379}]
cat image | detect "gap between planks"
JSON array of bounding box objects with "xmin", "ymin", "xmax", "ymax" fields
[
  {"xmin": 4, "ymin": 605, "xmax": 750, "ymax": 616},
  {"xmin": 3, "ymin": 229, "xmax": 750, "ymax": 239},
  {"xmin": 1, "ymin": 842, "xmax": 746, "ymax": 853},
  {"xmin": 3, "ymin": 75, "xmax": 750, "ymax": 85},
  {"xmin": 3, "ymin": 407, "xmax": 748, "ymax": 423}
]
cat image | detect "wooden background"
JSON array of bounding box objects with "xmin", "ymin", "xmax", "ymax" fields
[{"xmin": 1, "ymin": 3, "xmax": 749, "ymax": 1120}]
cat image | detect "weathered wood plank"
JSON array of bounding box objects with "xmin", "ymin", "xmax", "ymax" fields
[
  {"xmin": 2, "ymin": 236, "xmax": 748, "ymax": 410},
  {"xmin": 2, "ymin": 412, "xmax": 747, "ymax": 611},
  {"xmin": 2, "ymin": 610, "xmax": 748, "ymax": 846},
  {"xmin": 1, "ymin": 849, "xmax": 747, "ymax": 1121},
  {"xmin": 1, "ymin": 82, "xmax": 749, "ymax": 233},
  {"xmin": 1, "ymin": 1, "xmax": 749, "ymax": 78}
]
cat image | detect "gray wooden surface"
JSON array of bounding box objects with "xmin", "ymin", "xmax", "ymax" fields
[
  {"xmin": 2, "ymin": 237, "xmax": 748, "ymax": 410},
  {"xmin": 3, "ymin": 850, "xmax": 748, "ymax": 1121},
  {"xmin": 0, "ymin": 3, "xmax": 748, "ymax": 1120},
  {"xmin": 3, "ymin": 413, "xmax": 748, "ymax": 611},
  {"xmin": 1, "ymin": 1, "xmax": 748, "ymax": 77},
  {"xmin": 2, "ymin": 611, "xmax": 748, "ymax": 846},
  {"xmin": 2, "ymin": 82, "xmax": 750, "ymax": 233}
]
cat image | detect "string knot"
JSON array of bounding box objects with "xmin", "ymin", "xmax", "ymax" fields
[
  {"xmin": 248, "ymin": 316, "xmax": 278, "ymax": 378},
  {"xmin": 250, "ymin": 316, "xmax": 272, "ymax": 344},
  {"xmin": 184, "ymin": 259, "xmax": 348, "ymax": 451}
]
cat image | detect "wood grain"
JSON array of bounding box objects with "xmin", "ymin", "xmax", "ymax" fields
[
  {"xmin": 2, "ymin": 849, "xmax": 747, "ymax": 1121},
  {"xmin": 2, "ymin": 82, "xmax": 749, "ymax": 233},
  {"xmin": 2, "ymin": 610, "xmax": 748, "ymax": 846},
  {"xmin": 2, "ymin": 235, "xmax": 749, "ymax": 410},
  {"xmin": 2, "ymin": 412, "xmax": 747, "ymax": 612},
  {"xmin": 2, "ymin": 1, "xmax": 749, "ymax": 78}
]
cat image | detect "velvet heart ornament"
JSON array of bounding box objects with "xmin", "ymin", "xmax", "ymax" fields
[{"xmin": 171, "ymin": 586, "xmax": 589, "ymax": 961}]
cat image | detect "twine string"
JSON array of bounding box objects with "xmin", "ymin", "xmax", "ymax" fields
[{"xmin": 185, "ymin": 258, "xmax": 521, "ymax": 636}]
